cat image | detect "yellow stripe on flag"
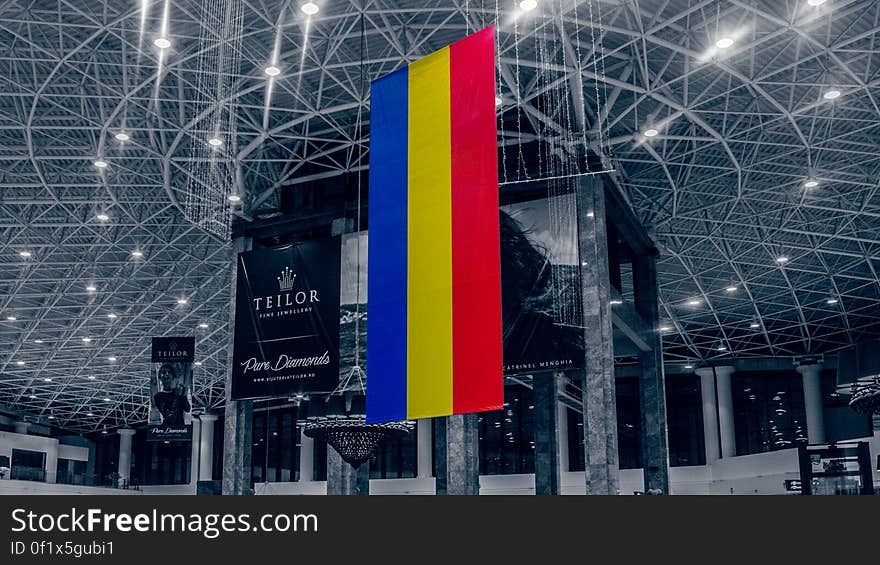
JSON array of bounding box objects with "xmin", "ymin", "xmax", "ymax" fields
[{"xmin": 406, "ymin": 46, "xmax": 453, "ymax": 419}]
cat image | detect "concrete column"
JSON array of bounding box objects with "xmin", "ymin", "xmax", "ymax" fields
[
  {"xmin": 575, "ymin": 175, "xmax": 619, "ymax": 494},
  {"xmin": 634, "ymin": 253, "xmax": 670, "ymax": 494},
  {"xmin": 326, "ymin": 449, "xmax": 369, "ymax": 495},
  {"xmin": 117, "ymin": 428, "xmax": 135, "ymax": 486},
  {"xmin": 189, "ymin": 418, "xmax": 201, "ymax": 488},
  {"xmin": 533, "ymin": 372, "xmax": 560, "ymax": 495},
  {"xmin": 435, "ymin": 414, "xmax": 479, "ymax": 495},
  {"xmin": 556, "ymin": 397, "xmax": 569, "ymax": 480},
  {"xmin": 696, "ymin": 368, "xmax": 720, "ymax": 464},
  {"xmin": 299, "ymin": 432, "xmax": 314, "ymax": 482},
  {"xmin": 715, "ymin": 366, "xmax": 736, "ymax": 458},
  {"xmin": 198, "ymin": 414, "xmax": 217, "ymax": 481},
  {"xmin": 14, "ymin": 421, "xmax": 29, "ymax": 435},
  {"xmin": 222, "ymin": 236, "xmax": 254, "ymax": 495},
  {"xmin": 416, "ymin": 418, "xmax": 433, "ymax": 479},
  {"xmin": 796, "ymin": 363, "xmax": 826, "ymax": 444}
]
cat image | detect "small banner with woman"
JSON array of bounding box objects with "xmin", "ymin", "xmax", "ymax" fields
[{"xmin": 149, "ymin": 336, "xmax": 195, "ymax": 442}]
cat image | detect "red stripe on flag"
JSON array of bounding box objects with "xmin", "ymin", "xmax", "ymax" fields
[{"xmin": 449, "ymin": 27, "xmax": 503, "ymax": 414}]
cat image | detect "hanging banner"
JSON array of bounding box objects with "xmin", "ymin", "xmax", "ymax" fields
[
  {"xmin": 366, "ymin": 27, "xmax": 503, "ymax": 424},
  {"xmin": 500, "ymin": 193, "xmax": 584, "ymax": 375},
  {"xmin": 231, "ymin": 239, "xmax": 341, "ymax": 400},
  {"xmin": 149, "ymin": 337, "xmax": 194, "ymax": 442}
]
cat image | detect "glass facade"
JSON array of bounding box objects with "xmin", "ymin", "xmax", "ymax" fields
[
  {"xmin": 733, "ymin": 371, "xmax": 807, "ymax": 455},
  {"xmin": 665, "ymin": 373, "xmax": 705, "ymax": 466},
  {"xmin": 252, "ymin": 405, "xmax": 300, "ymax": 484},
  {"xmin": 56, "ymin": 458, "xmax": 87, "ymax": 485},
  {"xmin": 567, "ymin": 378, "xmax": 642, "ymax": 471},
  {"xmin": 130, "ymin": 435, "xmax": 191, "ymax": 486},
  {"xmin": 478, "ymin": 383, "xmax": 536, "ymax": 475}
]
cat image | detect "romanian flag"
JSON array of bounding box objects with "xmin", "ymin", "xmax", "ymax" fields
[{"xmin": 366, "ymin": 27, "xmax": 503, "ymax": 423}]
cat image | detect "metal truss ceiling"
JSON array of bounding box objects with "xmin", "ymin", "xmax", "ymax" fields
[{"xmin": 1, "ymin": 0, "xmax": 878, "ymax": 431}]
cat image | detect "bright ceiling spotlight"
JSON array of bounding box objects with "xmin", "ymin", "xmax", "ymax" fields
[
  {"xmin": 807, "ymin": 0, "xmax": 827, "ymax": 6},
  {"xmin": 6, "ymin": 316, "xmax": 17, "ymax": 321},
  {"xmin": 750, "ymin": 322, "xmax": 760, "ymax": 328},
  {"xmin": 775, "ymin": 256, "xmax": 789, "ymax": 264},
  {"xmin": 715, "ymin": 37, "xmax": 734, "ymax": 49},
  {"xmin": 519, "ymin": 0, "xmax": 538, "ymax": 11},
  {"xmin": 103, "ymin": 397, "xmax": 111, "ymax": 402},
  {"xmin": 19, "ymin": 250, "xmax": 32, "ymax": 258},
  {"xmin": 803, "ymin": 179, "xmax": 819, "ymax": 188},
  {"xmin": 826, "ymin": 297, "xmax": 838, "ymax": 305},
  {"xmin": 494, "ymin": 95, "xmax": 503, "ymax": 107},
  {"xmin": 208, "ymin": 137, "xmax": 223, "ymax": 147},
  {"xmin": 107, "ymin": 313, "xmax": 117, "ymax": 319},
  {"xmin": 301, "ymin": 2, "xmax": 319, "ymax": 15},
  {"xmin": 93, "ymin": 160, "xmax": 108, "ymax": 168},
  {"xmin": 198, "ymin": 323, "xmax": 209, "ymax": 329},
  {"xmin": 228, "ymin": 194, "xmax": 242, "ymax": 203},
  {"xmin": 16, "ymin": 361, "xmax": 24, "ymax": 366},
  {"xmin": 29, "ymin": 394, "xmax": 36, "ymax": 399},
  {"xmin": 823, "ymin": 88, "xmax": 841, "ymax": 100},
  {"xmin": 86, "ymin": 412, "xmax": 93, "ymax": 417},
  {"xmin": 687, "ymin": 299, "xmax": 701, "ymax": 306},
  {"xmin": 659, "ymin": 326, "xmax": 672, "ymax": 332},
  {"xmin": 114, "ymin": 132, "xmax": 130, "ymax": 141},
  {"xmin": 82, "ymin": 337, "xmax": 92, "ymax": 343},
  {"xmin": 717, "ymin": 345, "xmax": 728, "ymax": 351},
  {"xmin": 96, "ymin": 213, "xmax": 109, "ymax": 221},
  {"xmin": 643, "ymin": 128, "xmax": 659, "ymax": 137},
  {"xmin": 44, "ymin": 377, "xmax": 52, "ymax": 382},
  {"xmin": 195, "ymin": 361, "xmax": 203, "ymax": 366},
  {"xmin": 87, "ymin": 376, "xmax": 96, "ymax": 380},
  {"xmin": 34, "ymin": 339, "xmax": 43, "ymax": 344},
  {"xmin": 684, "ymin": 364, "xmax": 694, "ymax": 369},
  {"xmin": 107, "ymin": 356, "xmax": 117, "ymax": 362},
  {"xmin": 725, "ymin": 286, "xmax": 738, "ymax": 292},
  {"xmin": 86, "ymin": 285, "xmax": 97, "ymax": 292},
  {"xmin": 609, "ymin": 299, "xmax": 623, "ymax": 305},
  {"xmin": 48, "ymin": 415, "xmax": 55, "ymax": 419},
  {"xmin": 154, "ymin": 37, "xmax": 171, "ymax": 49},
  {"xmin": 264, "ymin": 65, "xmax": 281, "ymax": 77},
  {"xmin": 177, "ymin": 298, "xmax": 188, "ymax": 305},
  {"xmin": 131, "ymin": 250, "xmax": 144, "ymax": 258}
]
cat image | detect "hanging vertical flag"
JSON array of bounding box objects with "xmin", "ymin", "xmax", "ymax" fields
[{"xmin": 366, "ymin": 27, "xmax": 502, "ymax": 423}]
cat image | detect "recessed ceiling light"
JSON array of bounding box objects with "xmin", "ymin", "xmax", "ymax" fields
[
  {"xmin": 103, "ymin": 397, "xmax": 111, "ymax": 402},
  {"xmin": 301, "ymin": 2, "xmax": 319, "ymax": 14},
  {"xmin": 687, "ymin": 299, "xmax": 701, "ymax": 306},
  {"xmin": 750, "ymin": 322, "xmax": 760, "ymax": 328},
  {"xmin": 107, "ymin": 356, "xmax": 117, "ymax": 362},
  {"xmin": 717, "ymin": 345, "xmax": 728, "ymax": 351},
  {"xmin": 93, "ymin": 160, "xmax": 108, "ymax": 168},
  {"xmin": 684, "ymin": 364, "xmax": 694, "ymax": 369},
  {"xmin": 264, "ymin": 65, "xmax": 281, "ymax": 77},
  {"xmin": 154, "ymin": 37, "xmax": 171, "ymax": 49},
  {"xmin": 659, "ymin": 326, "xmax": 672, "ymax": 332},
  {"xmin": 87, "ymin": 376, "xmax": 96, "ymax": 380},
  {"xmin": 34, "ymin": 339, "xmax": 43, "ymax": 344},
  {"xmin": 195, "ymin": 361, "xmax": 203, "ymax": 366},
  {"xmin": 207, "ymin": 137, "xmax": 223, "ymax": 147},
  {"xmin": 725, "ymin": 286, "xmax": 737, "ymax": 292},
  {"xmin": 519, "ymin": 0, "xmax": 538, "ymax": 11},
  {"xmin": 494, "ymin": 95, "xmax": 503, "ymax": 107},
  {"xmin": 803, "ymin": 179, "xmax": 819, "ymax": 188},
  {"xmin": 807, "ymin": 0, "xmax": 827, "ymax": 6},
  {"xmin": 715, "ymin": 37, "xmax": 734, "ymax": 49},
  {"xmin": 86, "ymin": 285, "xmax": 97, "ymax": 292},
  {"xmin": 86, "ymin": 412, "xmax": 93, "ymax": 417},
  {"xmin": 96, "ymin": 213, "xmax": 109, "ymax": 221},
  {"xmin": 19, "ymin": 250, "xmax": 32, "ymax": 258},
  {"xmin": 107, "ymin": 313, "xmax": 117, "ymax": 319},
  {"xmin": 16, "ymin": 361, "xmax": 24, "ymax": 366},
  {"xmin": 823, "ymin": 88, "xmax": 841, "ymax": 100},
  {"xmin": 826, "ymin": 298, "xmax": 838, "ymax": 304},
  {"xmin": 609, "ymin": 299, "xmax": 623, "ymax": 305},
  {"xmin": 6, "ymin": 316, "xmax": 17, "ymax": 321},
  {"xmin": 131, "ymin": 250, "xmax": 143, "ymax": 258},
  {"xmin": 198, "ymin": 323, "xmax": 209, "ymax": 329},
  {"xmin": 776, "ymin": 256, "xmax": 789, "ymax": 264},
  {"xmin": 643, "ymin": 128, "xmax": 658, "ymax": 137},
  {"xmin": 48, "ymin": 415, "xmax": 54, "ymax": 419},
  {"xmin": 115, "ymin": 132, "xmax": 130, "ymax": 141},
  {"xmin": 177, "ymin": 298, "xmax": 188, "ymax": 305},
  {"xmin": 82, "ymin": 337, "xmax": 92, "ymax": 343},
  {"xmin": 29, "ymin": 394, "xmax": 36, "ymax": 399},
  {"xmin": 227, "ymin": 194, "xmax": 242, "ymax": 203},
  {"xmin": 44, "ymin": 377, "xmax": 52, "ymax": 382}
]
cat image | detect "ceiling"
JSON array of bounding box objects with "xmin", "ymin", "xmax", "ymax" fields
[{"xmin": 1, "ymin": 0, "xmax": 878, "ymax": 431}]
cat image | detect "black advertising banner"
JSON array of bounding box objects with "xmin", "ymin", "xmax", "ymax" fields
[
  {"xmin": 232, "ymin": 238, "xmax": 341, "ymax": 400},
  {"xmin": 149, "ymin": 337, "xmax": 194, "ymax": 442},
  {"xmin": 500, "ymin": 194, "xmax": 584, "ymax": 375}
]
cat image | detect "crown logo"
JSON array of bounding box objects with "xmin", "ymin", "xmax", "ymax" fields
[{"xmin": 277, "ymin": 267, "xmax": 296, "ymax": 291}]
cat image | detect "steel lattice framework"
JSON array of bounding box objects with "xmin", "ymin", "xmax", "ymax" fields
[{"xmin": 1, "ymin": 0, "xmax": 878, "ymax": 431}]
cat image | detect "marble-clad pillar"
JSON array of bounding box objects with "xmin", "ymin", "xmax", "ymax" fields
[
  {"xmin": 198, "ymin": 414, "xmax": 218, "ymax": 481},
  {"xmin": 714, "ymin": 366, "xmax": 736, "ymax": 458},
  {"xmin": 416, "ymin": 419, "xmax": 433, "ymax": 479},
  {"xmin": 533, "ymin": 372, "xmax": 560, "ymax": 495},
  {"xmin": 695, "ymin": 367, "xmax": 720, "ymax": 464},
  {"xmin": 796, "ymin": 363, "xmax": 826, "ymax": 444},
  {"xmin": 326, "ymin": 449, "xmax": 369, "ymax": 495},
  {"xmin": 435, "ymin": 413, "xmax": 479, "ymax": 495},
  {"xmin": 117, "ymin": 428, "xmax": 135, "ymax": 486}
]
